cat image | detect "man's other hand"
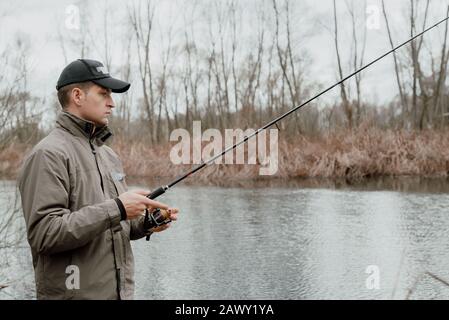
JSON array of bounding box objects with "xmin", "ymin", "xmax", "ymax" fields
[{"xmin": 150, "ymin": 207, "xmax": 179, "ymax": 232}]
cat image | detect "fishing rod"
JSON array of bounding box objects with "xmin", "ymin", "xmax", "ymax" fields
[{"xmin": 143, "ymin": 13, "xmax": 449, "ymax": 237}]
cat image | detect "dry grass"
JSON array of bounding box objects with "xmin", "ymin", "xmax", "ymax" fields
[
  {"xmin": 0, "ymin": 143, "xmax": 31, "ymax": 180},
  {"xmin": 114, "ymin": 127, "xmax": 449, "ymax": 182},
  {"xmin": 3, "ymin": 127, "xmax": 449, "ymax": 182},
  {"xmin": 277, "ymin": 127, "xmax": 449, "ymax": 179}
]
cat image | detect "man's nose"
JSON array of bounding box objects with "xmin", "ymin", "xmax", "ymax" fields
[{"xmin": 107, "ymin": 97, "xmax": 115, "ymax": 108}]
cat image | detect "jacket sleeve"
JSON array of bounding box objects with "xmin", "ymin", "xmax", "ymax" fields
[
  {"xmin": 18, "ymin": 148, "xmax": 122, "ymax": 255},
  {"xmin": 129, "ymin": 216, "xmax": 153, "ymax": 241}
]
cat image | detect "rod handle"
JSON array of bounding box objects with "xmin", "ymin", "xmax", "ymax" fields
[{"xmin": 147, "ymin": 186, "xmax": 166, "ymax": 200}]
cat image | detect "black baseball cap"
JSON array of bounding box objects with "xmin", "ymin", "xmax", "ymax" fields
[{"xmin": 56, "ymin": 59, "xmax": 130, "ymax": 93}]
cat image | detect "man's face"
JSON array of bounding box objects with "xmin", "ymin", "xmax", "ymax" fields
[{"xmin": 78, "ymin": 84, "xmax": 114, "ymax": 127}]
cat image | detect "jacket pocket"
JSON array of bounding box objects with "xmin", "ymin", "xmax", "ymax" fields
[{"xmin": 108, "ymin": 170, "xmax": 128, "ymax": 197}]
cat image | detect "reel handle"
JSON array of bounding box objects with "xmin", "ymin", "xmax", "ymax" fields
[{"xmin": 143, "ymin": 208, "xmax": 172, "ymax": 241}]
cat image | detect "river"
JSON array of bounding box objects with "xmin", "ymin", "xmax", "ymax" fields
[{"xmin": 1, "ymin": 178, "xmax": 449, "ymax": 299}]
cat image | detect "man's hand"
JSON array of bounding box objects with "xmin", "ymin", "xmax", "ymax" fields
[
  {"xmin": 150, "ymin": 207, "xmax": 179, "ymax": 233},
  {"xmin": 118, "ymin": 189, "xmax": 168, "ymax": 220}
]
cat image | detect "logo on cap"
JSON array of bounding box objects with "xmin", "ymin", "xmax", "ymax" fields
[{"xmin": 96, "ymin": 66, "xmax": 108, "ymax": 74}]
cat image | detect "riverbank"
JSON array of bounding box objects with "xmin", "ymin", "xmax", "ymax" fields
[{"xmin": 2, "ymin": 127, "xmax": 449, "ymax": 182}]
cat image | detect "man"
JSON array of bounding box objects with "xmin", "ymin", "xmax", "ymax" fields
[{"xmin": 17, "ymin": 59, "xmax": 178, "ymax": 300}]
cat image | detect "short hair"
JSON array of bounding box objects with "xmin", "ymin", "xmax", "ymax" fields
[{"xmin": 57, "ymin": 81, "xmax": 94, "ymax": 109}]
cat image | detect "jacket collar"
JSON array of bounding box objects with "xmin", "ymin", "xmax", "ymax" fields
[{"xmin": 56, "ymin": 111, "xmax": 113, "ymax": 146}]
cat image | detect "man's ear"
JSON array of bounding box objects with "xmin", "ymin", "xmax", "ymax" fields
[{"xmin": 71, "ymin": 88, "xmax": 84, "ymax": 106}]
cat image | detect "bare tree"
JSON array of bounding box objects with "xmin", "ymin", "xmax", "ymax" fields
[
  {"xmin": 433, "ymin": 6, "xmax": 449, "ymax": 128},
  {"xmin": 346, "ymin": 0, "xmax": 367, "ymax": 126},
  {"xmin": 230, "ymin": 0, "xmax": 239, "ymax": 117},
  {"xmin": 408, "ymin": 0, "xmax": 431, "ymax": 129},
  {"xmin": 181, "ymin": 19, "xmax": 197, "ymax": 132},
  {"xmin": 273, "ymin": 0, "xmax": 302, "ymax": 133},
  {"xmin": 0, "ymin": 35, "xmax": 44, "ymax": 150},
  {"xmin": 239, "ymin": 7, "xmax": 264, "ymax": 128},
  {"xmin": 217, "ymin": 1, "xmax": 231, "ymax": 127},
  {"xmin": 382, "ymin": 0, "xmax": 409, "ymax": 128},
  {"xmin": 0, "ymin": 183, "xmax": 28, "ymax": 295},
  {"xmin": 129, "ymin": 0, "xmax": 156, "ymax": 143},
  {"xmin": 332, "ymin": 0, "xmax": 352, "ymax": 128},
  {"xmin": 205, "ymin": 5, "xmax": 224, "ymax": 130},
  {"xmin": 155, "ymin": 19, "xmax": 175, "ymax": 143}
]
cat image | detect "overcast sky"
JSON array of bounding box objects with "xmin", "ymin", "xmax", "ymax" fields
[{"xmin": 1, "ymin": 0, "xmax": 448, "ymax": 119}]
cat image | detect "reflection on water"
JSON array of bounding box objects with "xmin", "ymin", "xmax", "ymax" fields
[
  {"xmin": 2, "ymin": 178, "xmax": 449, "ymax": 299},
  {"xmin": 132, "ymin": 176, "xmax": 449, "ymax": 194}
]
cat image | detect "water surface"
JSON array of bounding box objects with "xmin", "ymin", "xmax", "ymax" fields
[{"xmin": 2, "ymin": 178, "xmax": 449, "ymax": 299}]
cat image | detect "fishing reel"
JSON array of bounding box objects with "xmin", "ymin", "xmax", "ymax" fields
[{"xmin": 143, "ymin": 208, "xmax": 172, "ymax": 241}]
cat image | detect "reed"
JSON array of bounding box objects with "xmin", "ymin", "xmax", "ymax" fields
[
  {"xmin": 3, "ymin": 128, "xmax": 449, "ymax": 182},
  {"xmin": 113, "ymin": 127, "xmax": 449, "ymax": 182}
]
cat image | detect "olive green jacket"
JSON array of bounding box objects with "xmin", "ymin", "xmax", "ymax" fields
[{"xmin": 17, "ymin": 111, "xmax": 150, "ymax": 300}]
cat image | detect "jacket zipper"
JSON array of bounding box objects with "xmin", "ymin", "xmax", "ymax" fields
[
  {"xmin": 89, "ymin": 138, "xmax": 105, "ymax": 194},
  {"xmin": 89, "ymin": 129, "xmax": 121, "ymax": 297}
]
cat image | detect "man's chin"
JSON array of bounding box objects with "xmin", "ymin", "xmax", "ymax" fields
[{"xmin": 93, "ymin": 118, "xmax": 108, "ymax": 127}]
